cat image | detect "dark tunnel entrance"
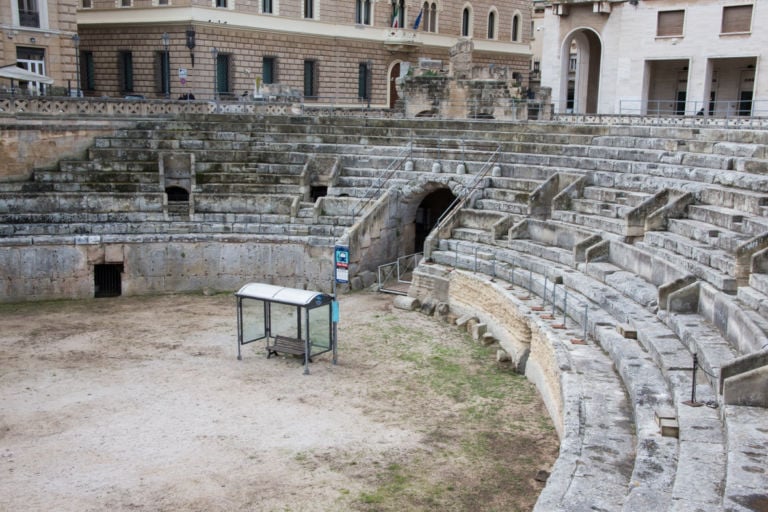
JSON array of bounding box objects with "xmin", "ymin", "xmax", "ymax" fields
[{"xmin": 415, "ymin": 188, "xmax": 456, "ymax": 253}]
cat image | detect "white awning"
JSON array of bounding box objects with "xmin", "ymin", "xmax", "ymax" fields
[{"xmin": 0, "ymin": 64, "xmax": 54, "ymax": 84}]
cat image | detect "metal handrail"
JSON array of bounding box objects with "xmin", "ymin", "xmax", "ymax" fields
[
  {"xmin": 433, "ymin": 143, "xmax": 501, "ymax": 235},
  {"xmin": 350, "ymin": 142, "xmax": 412, "ymax": 220}
]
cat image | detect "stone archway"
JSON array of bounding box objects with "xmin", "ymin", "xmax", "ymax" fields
[
  {"xmin": 396, "ymin": 177, "xmax": 462, "ymax": 256},
  {"xmin": 559, "ymin": 28, "xmax": 602, "ymax": 114}
]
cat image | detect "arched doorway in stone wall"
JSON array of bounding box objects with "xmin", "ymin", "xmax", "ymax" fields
[
  {"xmin": 559, "ymin": 28, "xmax": 602, "ymax": 114},
  {"xmin": 388, "ymin": 61, "xmax": 401, "ymax": 109},
  {"xmin": 395, "ymin": 180, "xmax": 459, "ymax": 256},
  {"xmin": 414, "ymin": 188, "xmax": 456, "ymax": 253}
]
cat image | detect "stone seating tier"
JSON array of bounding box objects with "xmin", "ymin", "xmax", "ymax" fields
[{"xmin": 425, "ymin": 250, "xmax": 722, "ymax": 510}]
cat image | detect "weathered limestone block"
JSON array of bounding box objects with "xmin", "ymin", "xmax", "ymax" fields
[
  {"xmin": 393, "ymin": 295, "xmax": 421, "ymax": 311},
  {"xmin": 420, "ymin": 299, "xmax": 436, "ymax": 316},
  {"xmin": 470, "ymin": 322, "xmax": 487, "ymax": 341},
  {"xmin": 455, "ymin": 314, "xmax": 477, "ymax": 331},
  {"xmin": 481, "ymin": 332, "xmax": 496, "ymax": 346}
]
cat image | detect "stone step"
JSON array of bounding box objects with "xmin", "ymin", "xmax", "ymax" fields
[
  {"xmin": 696, "ymin": 189, "xmax": 768, "ymax": 216},
  {"xmin": 508, "ymin": 239, "xmax": 575, "ymax": 267},
  {"xmin": 635, "ymin": 241, "xmax": 738, "ymax": 293},
  {"xmin": 748, "ymin": 272, "xmax": 768, "ymax": 296},
  {"xmin": 195, "ymin": 183, "xmax": 303, "ymax": 195},
  {"xmin": 550, "ymin": 210, "xmax": 629, "ymax": 237},
  {"xmin": 660, "ymin": 311, "xmax": 740, "ymax": 389},
  {"xmin": 455, "ymin": 208, "xmax": 507, "ymax": 230},
  {"xmin": 722, "ymin": 406, "xmax": 768, "ymax": 510},
  {"xmin": 195, "ymin": 172, "xmax": 303, "ymax": 186},
  {"xmin": 474, "ymin": 198, "xmax": 527, "ymax": 215},
  {"xmin": 449, "ymin": 227, "xmax": 494, "ymax": 244},
  {"xmin": 581, "ymin": 186, "xmax": 651, "ymax": 207},
  {"xmin": 59, "ymin": 160, "xmax": 159, "ymax": 173},
  {"xmin": 643, "ymin": 231, "xmax": 736, "ymax": 278},
  {"xmin": 666, "ymin": 218, "xmax": 750, "ymax": 253},
  {"xmin": 569, "ymin": 197, "xmax": 634, "ymax": 218},
  {"xmin": 487, "ymin": 176, "xmax": 542, "ymax": 192},
  {"xmin": 578, "ymin": 261, "xmax": 659, "ymax": 309},
  {"xmin": 687, "ymin": 204, "xmax": 749, "ymax": 233}
]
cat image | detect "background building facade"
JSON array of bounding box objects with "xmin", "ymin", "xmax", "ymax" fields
[
  {"xmin": 539, "ymin": 0, "xmax": 766, "ymax": 116},
  {"xmin": 72, "ymin": 0, "xmax": 532, "ymax": 106},
  {"xmin": 1, "ymin": 0, "xmax": 78, "ymax": 94}
]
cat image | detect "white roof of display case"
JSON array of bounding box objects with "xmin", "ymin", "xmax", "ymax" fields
[{"xmin": 235, "ymin": 283, "xmax": 329, "ymax": 306}]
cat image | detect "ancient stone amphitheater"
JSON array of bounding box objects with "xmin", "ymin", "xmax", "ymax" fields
[{"xmin": 1, "ymin": 113, "xmax": 767, "ymax": 511}]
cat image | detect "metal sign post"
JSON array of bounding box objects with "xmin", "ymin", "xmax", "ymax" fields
[{"xmin": 332, "ymin": 245, "xmax": 349, "ymax": 365}]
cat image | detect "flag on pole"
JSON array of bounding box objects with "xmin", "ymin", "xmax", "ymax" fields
[
  {"xmin": 392, "ymin": 4, "xmax": 400, "ymax": 28},
  {"xmin": 413, "ymin": 7, "xmax": 424, "ymax": 29}
]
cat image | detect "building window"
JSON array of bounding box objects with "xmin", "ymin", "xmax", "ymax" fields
[
  {"xmin": 569, "ymin": 54, "xmax": 577, "ymax": 72},
  {"xmin": 487, "ymin": 11, "xmax": 496, "ymax": 39},
  {"xmin": 156, "ymin": 50, "xmax": 170, "ymax": 97},
  {"xmin": 461, "ymin": 7, "xmax": 471, "ymax": 37},
  {"xmin": 358, "ymin": 62, "xmax": 371, "ymax": 101},
  {"xmin": 657, "ymin": 10, "xmax": 684, "ymax": 37},
  {"xmin": 18, "ymin": 0, "xmax": 40, "ymax": 27},
  {"xmin": 721, "ymin": 4, "xmax": 752, "ymax": 34},
  {"xmin": 263, "ymin": 56, "xmax": 276, "ymax": 84},
  {"xmin": 355, "ymin": 0, "xmax": 371, "ymax": 25},
  {"xmin": 215, "ymin": 53, "xmax": 231, "ymax": 96},
  {"xmin": 303, "ymin": 59, "xmax": 318, "ymax": 98},
  {"xmin": 83, "ymin": 51, "xmax": 95, "ymax": 91},
  {"xmin": 215, "ymin": 0, "xmax": 227, "ymax": 7},
  {"xmin": 429, "ymin": 2, "xmax": 436, "ymax": 32},
  {"xmin": 158, "ymin": 0, "xmax": 169, "ymax": 4},
  {"xmin": 82, "ymin": 0, "xmax": 92, "ymax": 6},
  {"xmin": 391, "ymin": 0, "xmax": 405, "ymax": 28},
  {"xmin": 304, "ymin": 0, "xmax": 314, "ymax": 18},
  {"xmin": 512, "ymin": 13, "xmax": 520, "ymax": 41},
  {"xmin": 118, "ymin": 51, "xmax": 133, "ymax": 93},
  {"xmin": 120, "ymin": 0, "xmax": 131, "ymax": 6},
  {"xmin": 262, "ymin": 0, "xmax": 272, "ymax": 13}
]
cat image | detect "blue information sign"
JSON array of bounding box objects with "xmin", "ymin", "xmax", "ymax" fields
[{"xmin": 334, "ymin": 245, "xmax": 349, "ymax": 283}]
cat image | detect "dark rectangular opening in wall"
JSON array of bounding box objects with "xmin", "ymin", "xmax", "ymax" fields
[
  {"xmin": 310, "ymin": 186, "xmax": 327, "ymax": 201},
  {"xmin": 95, "ymin": 264, "xmax": 123, "ymax": 298}
]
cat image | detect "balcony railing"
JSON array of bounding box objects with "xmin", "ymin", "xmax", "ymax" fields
[
  {"xmin": 383, "ymin": 29, "xmax": 420, "ymax": 50},
  {"xmin": 19, "ymin": 9, "xmax": 40, "ymax": 28}
]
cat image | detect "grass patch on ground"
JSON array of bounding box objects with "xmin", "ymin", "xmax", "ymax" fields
[{"xmin": 344, "ymin": 311, "xmax": 556, "ymax": 511}]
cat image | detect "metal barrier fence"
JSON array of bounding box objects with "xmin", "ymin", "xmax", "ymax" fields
[
  {"xmin": 377, "ymin": 252, "xmax": 423, "ymax": 293},
  {"xmin": 451, "ymin": 242, "xmax": 592, "ymax": 342}
]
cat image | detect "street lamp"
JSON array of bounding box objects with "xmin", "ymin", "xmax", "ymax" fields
[
  {"xmin": 71, "ymin": 33, "xmax": 81, "ymax": 97},
  {"xmin": 211, "ymin": 46, "xmax": 219, "ymax": 101},
  {"xmin": 186, "ymin": 25, "xmax": 196, "ymax": 67},
  {"xmin": 161, "ymin": 32, "xmax": 171, "ymax": 99}
]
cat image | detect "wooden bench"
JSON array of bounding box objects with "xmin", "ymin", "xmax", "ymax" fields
[{"xmin": 266, "ymin": 335, "xmax": 311, "ymax": 361}]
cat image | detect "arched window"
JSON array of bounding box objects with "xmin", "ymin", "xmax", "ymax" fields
[
  {"xmin": 487, "ymin": 10, "xmax": 496, "ymax": 39},
  {"xmin": 512, "ymin": 13, "xmax": 520, "ymax": 41},
  {"xmin": 391, "ymin": 0, "xmax": 405, "ymax": 28},
  {"xmin": 429, "ymin": 2, "xmax": 437, "ymax": 31},
  {"xmin": 462, "ymin": 7, "xmax": 471, "ymax": 37}
]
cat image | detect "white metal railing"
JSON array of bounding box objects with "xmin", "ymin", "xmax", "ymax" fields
[
  {"xmin": 618, "ymin": 99, "xmax": 768, "ymax": 118},
  {"xmin": 377, "ymin": 252, "xmax": 423, "ymax": 292}
]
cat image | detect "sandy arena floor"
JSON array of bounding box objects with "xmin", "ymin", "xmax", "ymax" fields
[{"xmin": 0, "ymin": 291, "xmax": 558, "ymax": 512}]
